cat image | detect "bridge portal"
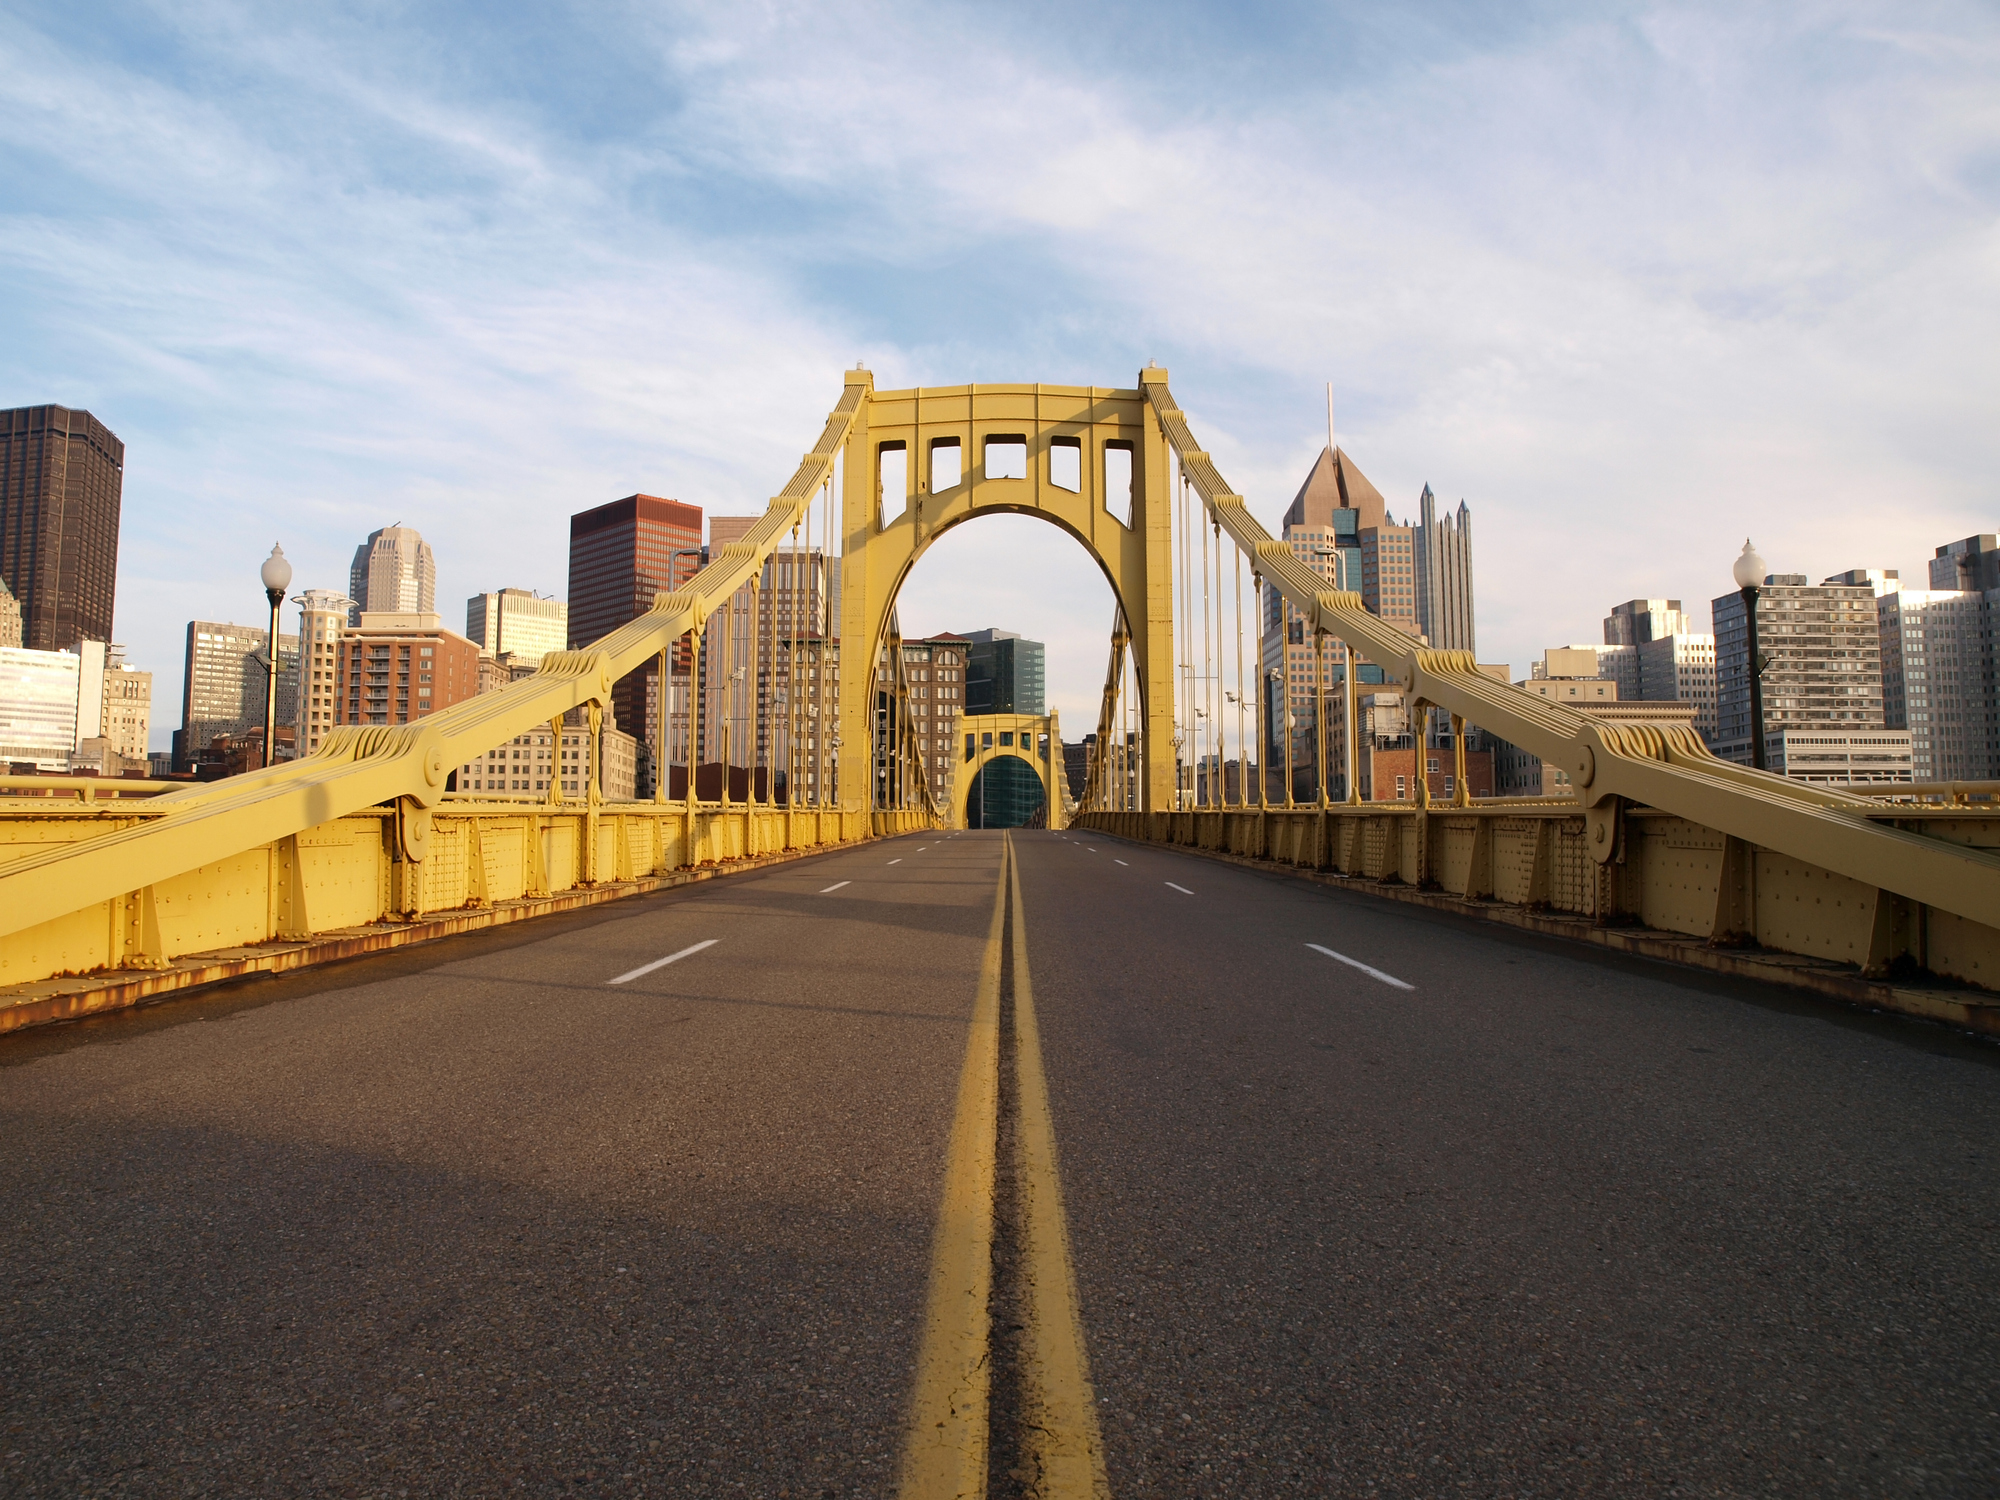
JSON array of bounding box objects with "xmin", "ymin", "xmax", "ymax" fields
[{"xmin": 951, "ymin": 712, "xmax": 1068, "ymax": 830}]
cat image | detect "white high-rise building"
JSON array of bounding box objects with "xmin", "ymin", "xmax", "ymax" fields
[
  {"xmin": 1713, "ymin": 572, "xmax": 1897, "ymax": 773},
  {"xmin": 0, "ymin": 640, "xmax": 105, "ymax": 771},
  {"xmin": 466, "ymin": 589, "xmax": 567, "ymax": 665},
  {"xmin": 295, "ymin": 590, "xmax": 356, "ymax": 759},
  {"xmin": 349, "ymin": 525, "xmax": 436, "ymax": 620}
]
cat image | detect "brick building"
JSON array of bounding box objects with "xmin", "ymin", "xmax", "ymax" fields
[{"xmin": 335, "ymin": 613, "xmax": 480, "ymax": 727}]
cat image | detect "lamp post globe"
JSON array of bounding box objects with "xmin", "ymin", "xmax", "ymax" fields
[
  {"xmin": 258, "ymin": 543, "xmax": 292, "ymax": 772},
  {"xmin": 261, "ymin": 543, "xmax": 293, "ymax": 602},
  {"xmin": 1731, "ymin": 539, "xmax": 1766, "ymax": 592},
  {"xmin": 1732, "ymin": 539, "xmax": 1769, "ymax": 771}
]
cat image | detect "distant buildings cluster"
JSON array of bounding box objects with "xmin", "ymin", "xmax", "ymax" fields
[
  {"xmin": 1509, "ymin": 541, "xmax": 2000, "ymax": 791},
  {"xmin": 1249, "ymin": 442, "xmax": 1998, "ymax": 803},
  {"xmin": 8, "ymin": 393, "xmax": 1990, "ymax": 803},
  {"xmin": 122, "ymin": 475, "xmax": 1038, "ymax": 802}
]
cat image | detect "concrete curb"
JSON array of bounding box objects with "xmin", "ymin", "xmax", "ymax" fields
[
  {"xmin": 1091, "ymin": 831, "xmax": 2000, "ymax": 1040},
  {"xmin": 0, "ymin": 840, "xmax": 865, "ymax": 1036}
]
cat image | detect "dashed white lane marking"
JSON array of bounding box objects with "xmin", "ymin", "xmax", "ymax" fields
[
  {"xmin": 1114, "ymin": 859, "xmax": 1129, "ymax": 866},
  {"xmin": 888, "ymin": 858, "xmax": 903, "ymax": 865},
  {"xmin": 1165, "ymin": 882, "xmax": 1194, "ymax": 895},
  {"xmin": 608, "ymin": 939, "xmax": 719, "ymax": 986},
  {"xmin": 1086, "ymin": 846, "xmax": 1097, "ymax": 852},
  {"xmin": 1306, "ymin": 943, "xmax": 1415, "ymax": 991},
  {"xmin": 820, "ymin": 881, "xmax": 851, "ymax": 893}
]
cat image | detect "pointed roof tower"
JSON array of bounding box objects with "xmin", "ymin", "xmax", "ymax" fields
[{"xmin": 1284, "ymin": 445, "xmax": 1390, "ymax": 533}]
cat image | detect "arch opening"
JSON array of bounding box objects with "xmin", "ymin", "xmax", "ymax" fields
[{"xmin": 965, "ymin": 754, "xmax": 1046, "ymax": 829}]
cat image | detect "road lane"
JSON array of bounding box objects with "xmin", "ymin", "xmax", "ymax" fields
[
  {"xmin": 9, "ymin": 821, "xmax": 1999, "ymax": 1497},
  {"xmin": 1016, "ymin": 830, "xmax": 2000, "ymax": 1496},
  {"xmin": 0, "ymin": 833, "xmax": 1000, "ymax": 1497}
]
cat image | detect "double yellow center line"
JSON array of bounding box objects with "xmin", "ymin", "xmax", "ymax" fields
[{"xmin": 897, "ymin": 832, "xmax": 1109, "ymax": 1499}]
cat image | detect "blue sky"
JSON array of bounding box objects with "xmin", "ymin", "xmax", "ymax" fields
[{"xmin": 4, "ymin": 1, "xmax": 1997, "ymax": 748}]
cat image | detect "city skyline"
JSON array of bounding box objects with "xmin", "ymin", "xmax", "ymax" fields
[
  {"xmin": 52, "ymin": 450, "xmax": 1995, "ymax": 759},
  {"xmin": 4, "ymin": 6, "xmax": 1993, "ymax": 751}
]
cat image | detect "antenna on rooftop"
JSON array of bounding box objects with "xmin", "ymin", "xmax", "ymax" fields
[{"xmin": 1326, "ymin": 383, "xmax": 1335, "ymax": 463}]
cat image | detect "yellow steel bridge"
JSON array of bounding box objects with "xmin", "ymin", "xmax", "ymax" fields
[{"xmin": 2, "ymin": 368, "xmax": 1996, "ymax": 1029}]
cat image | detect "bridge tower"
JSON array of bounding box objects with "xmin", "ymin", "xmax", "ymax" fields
[{"xmin": 836, "ymin": 371, "xmax": 1178, "ymax": 813}]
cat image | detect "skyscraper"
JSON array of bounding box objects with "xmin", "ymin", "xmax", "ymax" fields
[
  {"xmin": 175, "ymin": 620, "xmax": 297, "ymax": 770},
  {"xmin": 0, "ymin": 405, "xmax": 124, "ymax": 651},
  {"xmin": 695, "ymin": 516, "xmax": 840, "ymax": 782},
  {"xmin": 962, "ymin": 629, "xmax": 1046, "ymax": 715},
  {"xmin": 0, "ymin": 578, "xmax": 20, "ymax": 648},
  {"xmin": 1412, "ymin": 484, "xmax": 1476, "ymax": 655},
  {"xmin": 1929, "ymin": 535, "xmax": 2000, "ymax": 594},
  {"xmin": 1602, "ymin": 598, "xmax": 1718, "ymax": 744},
  {"xmin": 1713, "ymin": 572, "xmax": 1908, "ymax": 780},
  {"xmin": 348, "ymin": 525, "xmax": 436, "ymax": 619},
  {"xmin": 1280, "ymin": 446, "xmax": 1420, "ymax": 634},
  {"xmin": 466, "ymin": 589, "xmax": 568, "ymax": 664},
  {"xmin": 1879, "ymin": 586, "xmax": 1990, "ymax": 781},
  {"xmin": 1266, "ymin": 445, "xmax": 1421, "ymax": 795},
  {"xmin": 567, "ymin": 493, "xmax": 704, "ymax": 744}
]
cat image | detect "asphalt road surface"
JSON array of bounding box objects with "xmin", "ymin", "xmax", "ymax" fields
[{"xmin": 3, "ymin": 828, "xmax": 1996, "ymax": 1497}]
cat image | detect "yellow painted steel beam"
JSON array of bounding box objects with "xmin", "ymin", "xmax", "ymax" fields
[
  {"xmin": 835, "ymin": 381, "xmax": 1176, "ymax": 814},
  {"xmin": 1081, "ymin": 622, "xmax": 1128, "ymax": 814},
  {"xmin": 0, "ymin": 375, "xmax": 873, "ymax": 943},
  {"xmin": 1140, "ymin": 372, "xmax": 2000, "ymax": 931}
]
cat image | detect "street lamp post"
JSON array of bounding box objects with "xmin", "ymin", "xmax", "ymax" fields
[
  {"xmin": 1268, "ymin": 667, "xmax": 1293, "ymax": 809},
  {"xmin": 259, "ymin": 544, "xmax": 292, "ymax": 770},
  {"xmin": 1732, "ymin": 539, "xmax": 1769, "ymax": 771}
]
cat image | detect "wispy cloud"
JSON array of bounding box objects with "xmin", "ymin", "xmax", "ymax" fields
[{"xmin": 1, "ymin": 0, "xmax": 1995, "ymax": 745}]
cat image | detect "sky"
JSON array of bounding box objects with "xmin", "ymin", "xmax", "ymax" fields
[{"xmin": 3, "ymin": 1, "xmax": 1997, "ymax": 750}]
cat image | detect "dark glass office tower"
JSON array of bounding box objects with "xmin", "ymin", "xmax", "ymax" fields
[
  {"xmin": 0, "ymin": 405, "xmax": 124, "ymax": 651},
  {"xmin": 962, "ymin": 628, "xmax": 1045, "ymax": 715}
]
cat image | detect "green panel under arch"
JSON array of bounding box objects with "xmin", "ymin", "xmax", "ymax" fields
[{"xmin": 966, "ymin": 756, "xmax": 1047, "ymax": 829}]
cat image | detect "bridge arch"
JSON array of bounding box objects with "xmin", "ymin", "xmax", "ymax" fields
[
  {"xmin": 951, "ymin": 712, "xmax": 1067, "ymax": 830},
  {"xmin": 837, "ymin": 378, "xmax": 1177, "ymax": 812}
]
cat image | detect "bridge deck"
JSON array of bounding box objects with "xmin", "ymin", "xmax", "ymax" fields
[{"xmin": 3, "ymin": 831, "xmax": 1994, "ymax": 1492}]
